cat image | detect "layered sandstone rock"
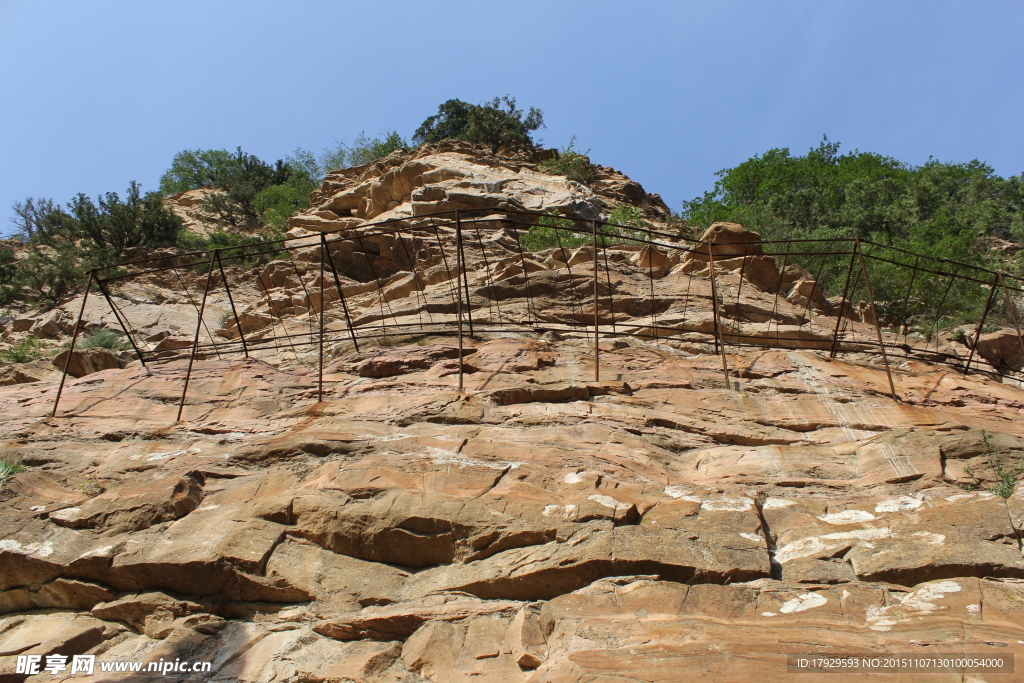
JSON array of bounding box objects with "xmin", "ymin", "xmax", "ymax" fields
[
  {"xmin": 2, "ymin": 148, "xmax": 1024, "ymax": 681},
  {"xmin": 2, "ymin": 328, "xmax": 1024, "ymax": 681},
  {"xmin": 290, "ymin": 140, "xmax": 671, "ymax": 230}
]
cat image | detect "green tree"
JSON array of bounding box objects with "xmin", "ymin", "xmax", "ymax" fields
[
  {"xmin": 289, "ymin": 131, "xmax": 409, "ymax": 183},
  {"xmin": 159, "ymin": 149, "xmax": 234, "ymax": 195},
  {"xmin": 682, "ymin": 137, "xmax": 1023, "ymax": 260},
  {"xmin": 71, "ymin": 181, "xmax": 182, "ymax": 256},
  {"xmin": 9, "ymin": 197, "xmax": 86, "ymax": 304},
  {"xmin": 9, "ymin": 184, "xmax": 183, "ymax": 306},
  {"xmin": 413, "ymin": 96, "xmax": 545, "ymax": 152},
  {"xmin": 0, "ymin": 246, "xmax": 20, "ymax": 305},
  {"xmin": 253, "ymin": 174, "xmax": 316, "ymax": 230},
  {"xmin": 413, "ymin": 99, "xmax": 474, "ymax": 145},
  {"xmin": 284, "ymin": 147, "xmax": 324, "ymax": 184},
  {"xmin": 345, "ymin": 131, "xmax": 408, "ymax": 166},
  {"xmin": 11, "ymin": 198, "xmax": 76, "ymax": 245},
  {"xmin": 199, "ymin": 147, "xmax": 292, "ymax": 228}
]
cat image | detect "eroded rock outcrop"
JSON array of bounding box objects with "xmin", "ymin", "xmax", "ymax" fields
[
  {"xmin": 2, "ymin": 329, "xmax": 1024, "ymax": 680},
  {"xmin": 3, "ymin": 148, "xmax": 1024, "ymax": 681}
]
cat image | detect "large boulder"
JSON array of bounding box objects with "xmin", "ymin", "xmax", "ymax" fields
[
  {"xmin": 52, "ymin": 347, "xmax": 126, "ymax": 378},
  {"xmin": 975, "ymin": 328, "xmax": 1024, "ymax": 372},
  {"xmin": 687, "ymin": 222, "xmax": 766, "ymax": 260}
]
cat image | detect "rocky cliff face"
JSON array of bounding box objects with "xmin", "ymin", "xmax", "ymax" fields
[
  {"xmin": 289, "ymin": 140, "xmax": 671, "ymax": 233},
  {"xmin": 1, "ymin": 148, "xmax": 1024, "ymax": 682}
]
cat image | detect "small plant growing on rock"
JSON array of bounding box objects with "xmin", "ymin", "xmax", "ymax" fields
[
  {"xmin": 0, "ymin": 337, "xmax": 43, "ymax": 364},
  {"xmin": 970, "ymin": 431, "xmax": 1024, "ymax": 498},
  {"xmin": 0, "ymin": 459, "xmax": 26, "ymax": 484},
  {"xmin": 988, "ymin": 455, "xmax": 1024, "ymax": 498},
  {"xmin": 538, "ymin": 137, "xmax": 598, "ymax": 185},
  {"xmin": 519, "ymin": 210, "xmax": 589, "ymax": 252},
  {"xmin": 960, "ymin": 464, "xmax": 979, "ymax": 491},
  {"xmin": 605, "ymin": 205, "xmax": 650, "ymax": 244},
  {"xmin": 80, "ymin": 328, "xmax": 129, "ymax": 351}
]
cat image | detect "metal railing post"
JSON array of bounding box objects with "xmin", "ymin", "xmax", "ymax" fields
[
  {"xmin": 707, "ymin": 237, "xmax": 732, "ymax": 390},
  {"xmin": 965, "ymin": 273, "xmax": 1000, "ymax": 374},
  {"xmin": 51, "ymin": 269, "xmax": 94, "ymax": 417},
  {"xmin": 856, "ymin": 239, "xmax": 898, "ymax": 401},
  {"xmin": 592, "ymin": 220, "xmax": 600, "ymax": 382},
  {"xmin": 177, "ymin": 253, "xmax": 216, "ymax": 422},
  {"xmin": 830, "ymin": 244, "xmax": 859, "ymax": 358},
  {"xmin": 455, "ymin": 211, "xmax": 464, "ymax": 391},
  {"xmin": 216, "ymin": 251, "xmax": 248, "ymax": 358}
]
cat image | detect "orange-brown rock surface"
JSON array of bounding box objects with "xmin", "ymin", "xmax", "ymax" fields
[
  {"xmin": 2, "ymin": 148, "xmax": 1024, "ymax": 681},
  {"xmin": 2, "ymin": 329, "xmax": 1024, "ymax": 681}
]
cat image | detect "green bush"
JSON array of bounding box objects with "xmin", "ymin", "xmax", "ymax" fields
[
  {"xmin": 71, "ymin": 181, "xmax": 182, "ymax": 256},
  {"xmin": 681, "ymin": 136, "xmax": 1023, "ymax": 259},
  {"xmin": 345, "ymin": 131, "xmax": 407, "ymax": 167},
  {"xmin": 519, "ymin": 210, "xmax": 590, "ymax": 252},
  {"xmin": 253, "ymin": 175, "xmax": 316, "ymax": 230},
  {"xmin": 199, "ymin": 148, "xmax": 293, "ymax": 228},
  {"xmin": 680, "ymin": 137, "xmax": 1024, "ymax": 337},
  {"xmin": 605, "ymin": 205, "xmax": 649, "ymax": 243},
  {"xmin": 9, "ymin": 183, "xmax": 181, "ymax": 306},
  {"xmin": 176, "ymin": 227, "xmax": 285, "ymax": 272},
  {"xmin": 0, "ymin": 247, "xmax": 20, "ymax": 305},
  {"xmin": 414, "ymin": 96, "xmax": 545, "ymax": 152},
  {"xmin": 0, "ymin": 337, "xmax": 43, "ymax": 364},
  {"xmin": 538, "ymin": 137, "xmax": 598, "ymax": 185},
  {"xmin": 287, "ymin": 131, "xmax": 408, "ymax": 183},
  {"xmin": 79, "ymin": 328, "xmax": 129, "ymax": 350},
  {"xmin": 15, "ymin": 244, "xmax": 89, "ymax": 306},
  {"xmin": 162, "ymin": 147, "xmax": 320, "ymax": 230},
  {"xmin": 159, "ymin": 149, "xmax": 235, "ymax": 195}
]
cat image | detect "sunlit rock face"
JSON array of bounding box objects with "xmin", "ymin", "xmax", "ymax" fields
[{"xmin": 3, "ymin": 145, "xmax": 1024, "ymax": 681}]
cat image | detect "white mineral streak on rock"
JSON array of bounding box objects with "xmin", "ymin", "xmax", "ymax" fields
[
  {"xmin": 425, "ymin": 446, "xmax": 521, "ymax": 470},
  {"xmin": 874, "ymin": 496, "xmax": 923, "ymax": 513},
  {"xmin": 701, "ymin": 497, "xmax": 754, "ymax": 511},
  {"xmin": 739, "ymin": 532, "xmax": 765, "ymax": 543},
  {"xmin": 75, "ymin": 545, "xmax": 114, "ymax": 560},
  {"xmin": 944, "ymin": 493, "xmax": 976, "ymax": 503},
  {"xmin": 776, "ymin": 528, "xmax": 889, "ymax": 563},
  {"xmin": 542, "ymin": 504, "xmax": 576, "ymax": 518},
  {"xmin": 818, "ymin": 509, "xmax": 875, "ymax": 524},
  {"xmin": 587, "ymin": 494, "xmax": 628, "ymax": 511},
  {"xmin": 564, "ymin": 472, "xmax": 585, "ymax": 484},
  {"xmin": 865, "ymin": 605, "xmax": 899, "ymax": 632},
  {"xmin": 663, "ymin": 484, "xmax": 691, "ymax": 499},
  {"xmin": 910, "ymin": 531, "xmax": 945, "ymax": 544},
  {"xmin": 763, "ymin": 498, "xmax": 795, "ymax": 509},
  {"xmin": 902, "ymin": 581, "xmax": 962, "ymax": 612},
  {"xmin": 48, "ymin": 507, "xmax": 81, "ymax": 522},
  {"xmin": 779, "ymin": 592, "xmax": 828, "ymax": 614},
  {"xmin": 867, "ymin": 581, "xmax": 964, "ymax": 631}
]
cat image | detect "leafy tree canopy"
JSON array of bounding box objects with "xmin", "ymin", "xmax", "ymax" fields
[
  {"xmin": 413, "ymin": 96, "xmax": 544, "ymax": 152},
  {"xmin": 344, "ymin": 131, "xmax": 408, "ymax": 167},
  {"xmin": 199, "ymin": 147, "xmax": 293, "ymax": 228},
  {"xmin": 158, "ymin": 149, "xmax": 235, "ymax": 195},
  {"xmin": 682, "ymin": 137, "xmax": 1023, "ymax": 260},
  {"xmin": 8, "ymin": 183, "xmax": 183, "ymax": 306}
]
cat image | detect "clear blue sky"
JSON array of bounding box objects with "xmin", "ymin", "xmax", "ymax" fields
[{"xmin": 1, "ymin": 1, "xmax": 1021, "ymax": 236}]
